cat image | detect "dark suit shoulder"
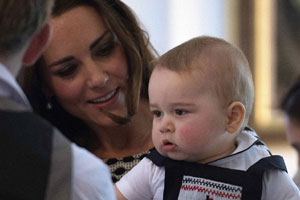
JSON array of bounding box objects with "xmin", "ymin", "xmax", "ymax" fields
[{"xmin": 0, "ymin": 110, "xmax": 53, "ymax": 199}]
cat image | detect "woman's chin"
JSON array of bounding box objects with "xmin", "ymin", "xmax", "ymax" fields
[{"xmin": 93, "ymin": 112, "xmax": 129, "ymax": 127}]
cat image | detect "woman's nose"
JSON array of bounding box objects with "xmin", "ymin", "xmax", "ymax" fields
[{"xmin": 86, "ymin": 60, "xmax": 109, "ymax": 88}]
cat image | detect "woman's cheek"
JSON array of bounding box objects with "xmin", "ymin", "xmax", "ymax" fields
[{"xmin": 52, "ymin": 80, "xmax": 83, "ymax": 103}]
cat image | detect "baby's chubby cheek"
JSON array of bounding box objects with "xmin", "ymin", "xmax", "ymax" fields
[{"xmin": 178, "ymin": 125, "xmax": 203, "ymax": 146}]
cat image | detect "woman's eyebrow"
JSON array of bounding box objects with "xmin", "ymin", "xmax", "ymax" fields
[
  {"xmin": 48, "ymin": 56, "xmax": 75, "ymax": 68},
  {"xmin": 47, "ymin": 31, "xmax": 111, "ymax": 68},
  {"xmin": 89, "ymin": 30, "xmax": 110, "ymax": 51}
]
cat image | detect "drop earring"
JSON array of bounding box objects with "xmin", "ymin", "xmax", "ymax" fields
[
  {"xmin": 46, "ymin": 96, "xmax": 53, "ymax": 110},
  {"xmin": 46, "ymin": 101, "xmax": 52, "ymax": 110}
]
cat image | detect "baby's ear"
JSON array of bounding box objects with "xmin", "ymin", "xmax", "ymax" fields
[{"xmin": 226, "ymin": 101, "xmax": 245, "ymax": 134}]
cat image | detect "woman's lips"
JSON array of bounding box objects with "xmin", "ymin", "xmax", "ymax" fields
[
  {"xmin": 87, "ymin": 88, "xmax": 119, "ymax": 106},
  {"xmin": 162, "ymin": 139, "xmax": 176, "ymax": 152}
]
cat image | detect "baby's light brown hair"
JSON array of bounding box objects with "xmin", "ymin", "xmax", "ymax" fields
[{"xmin": 153, "ymin": 36, "xmax": 254, "ymax": 128}]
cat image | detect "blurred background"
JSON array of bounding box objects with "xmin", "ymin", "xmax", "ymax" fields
[{"xmin": 121, "ymin": 0, "xmax": 300, "ymax": 176}]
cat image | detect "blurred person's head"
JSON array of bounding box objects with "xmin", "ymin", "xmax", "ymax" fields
[
  {"xmin": 281, "ymin": 76, "xmax": 300, "ymax": 160},
  {"xmin": 0, "ymin": 0, "xmax": 53, "ymax": 76}
]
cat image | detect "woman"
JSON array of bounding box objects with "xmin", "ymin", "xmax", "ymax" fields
[{"xmin": 19, "ymin": 0, "xmax": 157, "ymax": 182}]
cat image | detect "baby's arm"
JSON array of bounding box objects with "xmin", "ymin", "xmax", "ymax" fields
[
  {"xmin": 115, "ymin": 185, "xmax": 127, "ymax": 200},
  {"xmin": 262, "ymin": 169, "xmax": 300, "ymax": 199},
  {"xmin": 114, "ymin": 158, "xmax": 153, "ymax": 199},
  {"xmin": 114, "ymin": 157, "xmax": 164, "ymax": 200}
]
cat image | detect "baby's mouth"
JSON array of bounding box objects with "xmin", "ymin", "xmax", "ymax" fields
[
  {"xmin": 163, "ymin": 140, "xmax": 173, "ymax": 146},
  {"xmin": 162, "ymin": 139, "xmax": 176, "ymax": 151}
]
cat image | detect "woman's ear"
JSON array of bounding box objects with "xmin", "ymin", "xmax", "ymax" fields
[
  {"xmin": 22, "ymin": 23, "xmax": 52, "ymax": 66},
  {"xmin": 226, "ymin": 101, "xmax": 246, "ymax": 134}
]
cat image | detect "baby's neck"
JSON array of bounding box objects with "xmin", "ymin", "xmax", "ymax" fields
[{"xmin": 197, "ymin": 142, "xmax": 237, "ymax": 164}]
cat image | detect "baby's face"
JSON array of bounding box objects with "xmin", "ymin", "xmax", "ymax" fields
[{"xmin": 149, "ymin": 67, "xmax": 232, "ymax": 163}]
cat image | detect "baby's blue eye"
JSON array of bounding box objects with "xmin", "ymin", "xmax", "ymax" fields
[
  {"xmin": 175, "ymin": 109, "xmax": 187, "ymax": 115},
  {"xmin": 152, "ymin": 110, "xmax": 162, "ymax": 118}
]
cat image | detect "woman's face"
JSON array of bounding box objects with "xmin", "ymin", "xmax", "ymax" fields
[{"xmin": 43, "ymin": 6, "xmax": 129, "ymax": 127}]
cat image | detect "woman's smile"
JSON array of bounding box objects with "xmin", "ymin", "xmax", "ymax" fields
[{"xmin": 87, "ymin": 88, "xmax": 119, "ymax": 105}]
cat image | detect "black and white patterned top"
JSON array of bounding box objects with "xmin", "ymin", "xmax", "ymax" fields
[{"xmin": 103, "ymin": 150, "xmax": 150, "ymax": 183}]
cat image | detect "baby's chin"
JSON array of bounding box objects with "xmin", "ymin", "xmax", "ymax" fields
[{"xmin": 157, "ymin": 148, "xmax": 195, "ymax": 162}]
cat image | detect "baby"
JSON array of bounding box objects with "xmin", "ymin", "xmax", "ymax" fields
[{"xmin": 115, "ymin": 36, "xmax": 300, "ymax": 199}]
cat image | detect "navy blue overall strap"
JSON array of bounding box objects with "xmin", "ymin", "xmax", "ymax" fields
[
  {"xmin": 242, "ymin": 155, "xmax": 287, "ymax": 199},
  {"xmin": 248, "ymin": 155, "xmax": 287, "ymax": 173},
  {"xmin": 147, "ymin": 148, "xmax": 165, "ymax": 166}
]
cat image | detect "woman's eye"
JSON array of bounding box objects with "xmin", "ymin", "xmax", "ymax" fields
[
  {"xmin": 93, "ymin": 36, "xmax": 117, "ymax": 57},
  {"xmin": 175, "ymin": 109, "xmax": 187, "ymax": 116},
  {"xmin": 54, "ymin": 64, "xmax": 78, "ymax": 78},
  {"xmin": 152, "ymin": 110, "xmax": 162, "ymax": 118}
]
